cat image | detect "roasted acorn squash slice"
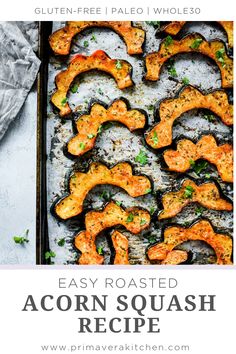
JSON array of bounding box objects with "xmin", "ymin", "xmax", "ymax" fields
[
  {"xmin": 163, "ymin": 135, "xmax": 233, "ymax": 183},
  {"xmin": 74, "ymin": 202, "xmax": 150, "ymax": 265},
  {"xmin": 145, "ymin": 34, "xmax": 233, "ymax": 88},
  {"xmin": 163, "ymin": 21, "xmax": 233, "ymax": 48},
  {"xmin": 68, "ymin": 99, "xmax": 146, "ymax": 156},
  {"xmin": 145, "ymin": 86, "xmax": 233, "ymax": 149},
  {"xmin": 147, "ymin": 220, "xmax": 232, "ymax": 265},
  {"xmin": 51, "ymin": 50, "xmax": 133, "ymax": 117},
  {"xmin": 49, "ymin": 21, "xmax": 145, "ymax": 55},
  {"xmin": 159, "ymin": 179, "xmax": 232, "ymax": 220},
  {"xmin": 55, "ymin": 162, "xmax": 152, "ymax": 220}
]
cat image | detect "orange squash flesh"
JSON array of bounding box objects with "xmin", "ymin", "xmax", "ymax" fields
[
  {"xmin": 145, "ymin": 34, "xmax": 233, "ymax": 88},
  {"xmin": 164, "ymin": 135, "xmax": 233, "ymax": 183},
  {"xmin": 161, "ymin": 250, "xmax": 188, "ymax": 265},
  {"xmin": 163, "ymin": 21, "xmax": 233, "ymax": 48},
  {"xmin": 74, "ymin": 202, "xmax": 150, "ymax": 265},
  {"xmin": 68, "ymin": 99, "xmax": 146, "ymax": 156},
  {"xmin": 148, "ymin": 220, "xmax": 233, "ymax": 265},
  {"xmin": 145, "ymin": 86, "xmax": 233, "ymax": 150},
  {"xmin": 51, "ymin": 50, "xmax": 133, "ymax": 117},
  {"xmin": 159, "ymin": 179, "xmax": 232, "ymax": 220},
  {"xmin": 49, "ymin": 21, "xmax": 145, "ymax": 55},
  {"xmin": 112, "ymin": 231, "xmax": 129, "ymax": 265},
  {"xmin": 55, "ymin": 162, "xmax": 152, "ymax": 220}
]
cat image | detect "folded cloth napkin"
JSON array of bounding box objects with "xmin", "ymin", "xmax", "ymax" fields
[{"xmin": 0, "ymin": 21, "xmax": 40, "ymax": 140}]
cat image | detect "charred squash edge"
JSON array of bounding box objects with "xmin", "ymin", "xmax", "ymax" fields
[
  {"xmin": 147, "ymin": 218, "xmax": 233, "ymax": 265},
  {"xmin": 145, "ymin": 85, "xmax": 233, "ymax": 150},
  {"xmin": 163, "ymin": 21, "xmax": 233, "ymax": 48},
  {"xmin": 67, "ymin": 97, "xmax": 147, "ymax": 157},
  {"xmin": 74, "ymin": 201, "xmax": 151, "ymax": 265},
  {"xmin": 51, "ymin": 50, "xmax": 134, "ymax": 117},
  {"xmin": 161, "ymin": 133, "xmax": 233, "ymax": 183},
  {"xmin": 158, "ymin": 177, "xmax": 233, "ymax": 220},
  {"xmin": 145, "ymin": 33, "xmax": 233, "ymax": 88},
  {"xmin": 49, "ymin": 21, "xmax": 145, "ymax": 55},
  {"xmin": 53, "ymin": 161, "xmax": 152, "ymax": 220}
]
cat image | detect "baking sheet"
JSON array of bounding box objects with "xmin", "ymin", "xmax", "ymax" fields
[{"xmin": 45, "ymin": 21, "xmax": 233, "ymax": 265}]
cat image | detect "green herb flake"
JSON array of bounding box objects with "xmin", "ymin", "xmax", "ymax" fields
[
  {"xmin": 164, "ymin": 35, "xmax": 173, "ymax": 47},
  {"xmin": 168, "ymin": 64, "xmax": 178, "ymax": 77},
  {"xmin": 97, "ymin": 125, "xmax": 103, "ymax": 134},
  {"xmin": 98, "ymin": 88, "xmax": 104, "ymax": 95},
  {"xmin": 190, "ymin": 38, "xmax": 203, "ymax": 49},
  {"xmin": 97, "ymin": 246, "xmax": 103, "ymax": 255},
  {"xmin": 13, "ymin": 229, "xmax": 29, "ymax": 245},
  {"xmin": 151, "ymin": 131, "xmax": 159, "ymax": 145},
  {"xmin": 147, "ymin": 235, "xmax": 157, "ymax": 244},
  {"xmin": 145, "ymin": 21, "xmax": 160, "ymax": 28},
  {"xmin": 150, "ymin": 207, "xmax": 156, "ymax": 215},
  {"xmin": 79, "ymin": 142, "xmax": 85, "ymax": 150},
  {"xmin": 195, "ymin": 206, "xmax": 205, "ymax": 216},
  {"xmin": 189, "ymin": 159, "xmax": 195, "ymax": 167},
  {"xmin": 205, "ymin": 173, "xmax": 211, "ymax": 179},
  {"xmin": 193, "ymin": 161, "xmax": 208, "ymax": 175},
  {"xmin": 57, "ymin": 238, "xmax": 65, "ymax": 247},
  {"xmin": 145, "ymin": 188, "xmax": 152, "ymax": 194},
  {"xmin": 91, "ymin": 33, "xmax": 97, "ymax": 42},
  {"xmin": 215, "ymin": 48, "xmax": 226, "ymax": 67},
  {"xmin": 182, "ymin": 77, "xmax": 190, "ymax": 85},
  {"xmin": 116, "ymin": 60, "xmax": 123, "ymax": 70},
  {"xmin": 61, "ymin": 97, "xmax": 67, "ymax": 106},
  {"xmin": 87, "ymin": 133, "xmax": 95, "ymax": 139},
  {"xmin": 140, "ymin": 218, "xmax": 147, "ymax": 226},
  {"xmin": 184, "ymin": 185, "xmax": 195, "ymax": 199},
  {"xmin": 126, "ymin": 213, "xmax": 134, "ymax": 223},
  {"xmin": 147, "ymin": 104, "xmax": 154, "ymax": 111},
  {"xmin": 83, "ymin": 40, "xmax": 89, "ymax": 47},
  {"xmin": 45, "ymin": 251, "xmax": 56, "ymax": 260},
  {"xmin": 135, "ymin": 149, "xmax": 148, "ymax": 165},
  {"xmin": 99, "ymin": 191, "xmax": 111, "ymax": 201},
  {"xmin": 70, "ymin": 84, "xmax": 78, "ymax": 94},
  {"xmin": 204, "ymin": 114, "xmax": 215, "ymax": 122},
  {"xmin": 115, "ymin": 201, "xmax": 121, "ymax": 207}
]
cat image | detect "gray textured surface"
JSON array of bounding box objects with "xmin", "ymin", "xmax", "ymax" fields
[
  {"xmin": 0, "ymin": 89, "xmax": 37, "ymax": 264},
  {"xmin": 46, "ymin": 21, "xmax": 233, "ymax": 265}
]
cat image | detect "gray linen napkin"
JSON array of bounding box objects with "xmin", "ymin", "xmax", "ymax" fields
[{"xmin": 0, "ymin": 21, "xmax": 40, "ymax": 140}]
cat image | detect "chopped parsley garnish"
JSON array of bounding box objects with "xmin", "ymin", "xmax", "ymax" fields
[
  {"xmin": 70, "ymin": 84, "xmax": 78, "ymax": 93},
  {"xmin": 126, "ymin": 213, "xmax": 134, "ymax": 223},
  {"xmin": 79, "ymin": 142, "xmax": 85, "ymax": 150},
  {"xmin": 57, "ymin": 238, "xmax": 65, "ymax": 247},
  {"xmin": 84, "ymin": 40, "xmax": 89, "ymax": 47},
  {"xmin": 45, "ymin": 251, "xmax": 56, "ymax": 260},
  {"xmin": 147, "ymin": 234, "xmax": 157, "ymax": 244},
  {"xmin": 140, "ymin": 218, "xmax": 147, "ymax": 226},
  {"xmin": 147, "ymin": 104, "xmax": 154, "ymax": 111},
  {"xmin": 195, "ymin": 206, "xmax": 205, "ymax": 216},
  {"xmin": 164, "ymin": 35, "xmax": 173, "ymax": 47},
  {"xmin": 115, "ymin": 201, "xmax": 121, "ymax": 206},
  {"xmin": 145, "ymin": 188, "xmax": 152, "ymax": 194},
  {"xmin": 194, "ymin": 161, "xmax": 208, "ymax": 174},
  {"xmin": 145, "ymin": 21, "xmax": 161, "ymax": 28},
  {"xmin": 97, "ymin": 125, "xmax": 103, "ymax": 134},
  {"xmin": 150, "ymin": 207, "xmax": 156, "ymax": 215},
  {"xmin": 116, "ymin": 60, "xmax": 123, "ymax": 70},
  {"xmin": 87, "ymin": 133, "xmax": 95, "ymax": 139},
  {"xmin": 13, "ymin": 229, "xmax": 29, "ymax": 245},
  {"xmin": 205, "ymin": 173, "xmax": 211, "ymax": 179},
  {"xmin": 168, "ymin": 64, "xmax": 178, "ymax": 77},
  {"xmin": 215, "ymin": 48, "xmax": 225, "ymax": 67},
  {"xmin": 99, "ymin": 190, "xmax": 111, "ymax": 201},
  {"xmin": 91, "ymin": 33, "xmax": 97, "ymax": 42},
  {"xmin": 190, "ymin": 38, "xmax": 203, "ymax": 49},
  {"xmin": 184, "ymin": 185, "xmax": 195, "ymax": 199},
  {"xmin": 97, "ymin": 246, "xmax": 104, "ymax": 255},
  {"xmin": 151, "ymin": 131, "xmax": 159, "ymax": 145},
  {"xmin": 135, "ymin": 149, "xmax": 148, "ymax": 165},
  {"xmin": 61, "ymin": 97, "xmax": 67, "ymax": 106},
  {"xmin": 182, "ymin": 77, "xmax": 190, "ymax": 85},
  {"xmin": 204, "ymin": 114, "xmax": 215, "ymax": 122}
]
